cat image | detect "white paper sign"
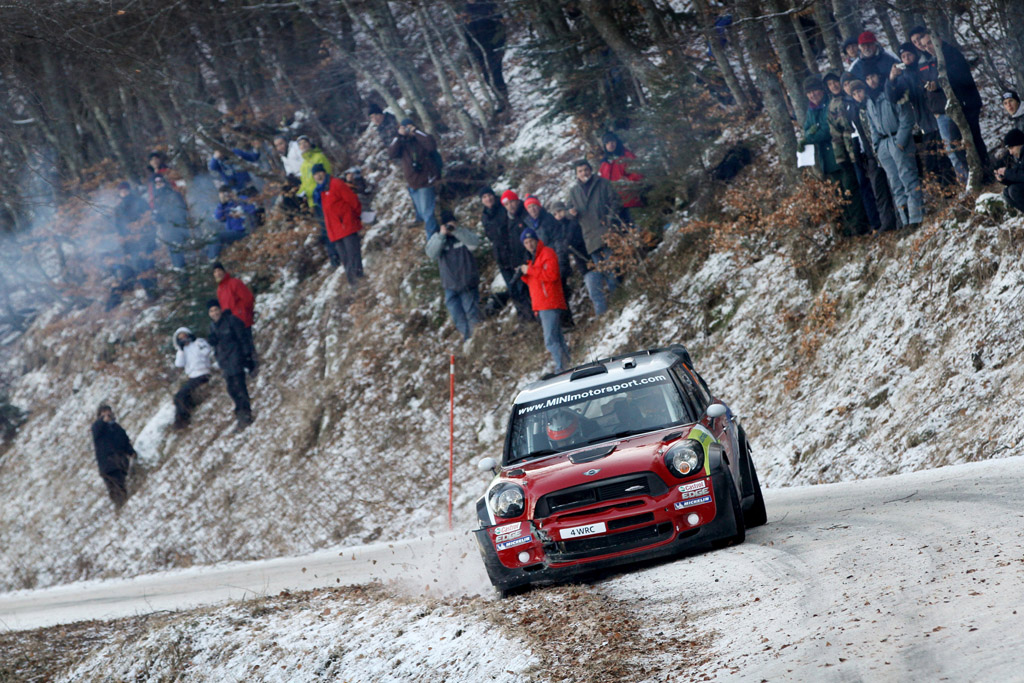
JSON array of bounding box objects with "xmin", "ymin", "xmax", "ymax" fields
[{"xmin": 797, "ymin": 144, "xmax": 816, "ymax": 168}]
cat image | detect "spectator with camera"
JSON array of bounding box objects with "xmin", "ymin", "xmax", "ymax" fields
[{"xmin": 389, "ymin": 118, "xmax": 441, "ymax": 239}]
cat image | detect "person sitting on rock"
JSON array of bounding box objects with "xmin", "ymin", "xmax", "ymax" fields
[{"xmin": 996, "ymin": 129, "xmax": 1024, "ymax": 213}]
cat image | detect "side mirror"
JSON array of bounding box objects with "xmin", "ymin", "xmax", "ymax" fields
[
  {"xmin": 705, "ymin": 404, "xmax": 727, "ymax": 420},
  {"xmin": 478, "ymin": 457, "xmax": 498, "ymax": 474}
]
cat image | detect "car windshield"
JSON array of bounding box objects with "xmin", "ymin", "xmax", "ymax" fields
[{"xmin": 506, "ymin": 371, "xmax": 690, "ymax": 464}]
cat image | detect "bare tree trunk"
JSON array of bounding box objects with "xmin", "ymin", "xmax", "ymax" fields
[
  {"xmin": 925, "ymin": 6, "xmax": 983, "ymax": 193},
  {"xmin": 742, "ymin": 0, "xmax": 799, "ymax": 184},
  {"xmin": 439, "ymin": 0, "xmax": 500, "ymax": 114},
  {"xmin": 790, "ymin": 12, "xmax": 820, "ymax": 75},
  {"xmin": 813, "ymin": 0, "xmax": 843, "ymax": 74},
  {"xmin": 415, "ymin": 5, "xmax": 482, "ymax": 147},
  {"xmin": 338, "ymin": 0, "xmax": 439, "ymax": 132},
  {"xmin": 693, "ymin": 0, "xmax": 751, "ymax": 111},
  {"xmin": 420, "ymin": 3, "xmax": 490, "ymax": 129},
  {"xmin": 768, "ymin": 0, "xmax": 809, "ymax": 126},
  {"xmin": 830, "ymin": 0, "xmax": 861, "ymax": 43},
  {"xmin": 994, "ymin": 0, "xmax": 1024, "ymax": 91},
  {"xmin": 872, "ymin": 0, "xmax": 900, "ymax": 52},
  {"xmin": 577, "ymin": 0, "xmax": 658, "ymax": 102}
]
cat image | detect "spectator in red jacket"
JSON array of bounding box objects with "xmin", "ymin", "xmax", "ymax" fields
[
  {"xmin": 313, "ymin": 164, "xmax": 364, "ymax": 286},
  {"xmin": 213, "ymin": 262, "xmax": 257, "ymax": 369},
  {"xmin": 598, "ymin": 131, "xmax": 644, "ymax": 223},
  {"xmin": 518, "ymin": 227, "xmax": 570, "ymax": 373}
]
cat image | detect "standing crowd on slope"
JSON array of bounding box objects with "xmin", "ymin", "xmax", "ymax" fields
[{"xmin": 89, "ymin": 8, "xmax": 1024, "ymax": 508}]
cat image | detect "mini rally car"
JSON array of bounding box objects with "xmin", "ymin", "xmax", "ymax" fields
[{"xmin": 474, "ymin": 345, "xmax": 766, "ymax": 595}]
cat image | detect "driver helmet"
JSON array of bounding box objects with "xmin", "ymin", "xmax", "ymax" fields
[{"xmin": 546, "ymin": 409, "xmax": 580, "ymax": 445}]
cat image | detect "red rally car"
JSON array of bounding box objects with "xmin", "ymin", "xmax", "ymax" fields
[{"xmin": 474, "ymin": 345, "xmax": 767, "ymax": 595}]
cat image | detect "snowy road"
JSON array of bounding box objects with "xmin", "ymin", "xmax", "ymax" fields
[
  {"xmin": 0, "ymin": 531, "xmax": 488, "ymax": 632},
  {"xmin": 2, "ymin": 456, "xmax": 1023, "ymax": 681}
]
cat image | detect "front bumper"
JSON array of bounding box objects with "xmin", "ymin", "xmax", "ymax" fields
[{"xmin": 475, "ymin": 464, "xmax": 740, "ymax": 591}]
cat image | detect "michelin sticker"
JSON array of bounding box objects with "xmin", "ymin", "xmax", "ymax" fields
[
  {"xmin": 497, "ymin": 535, "xmax": 533, "ymax": 551},
  {"xmin": 494, "ymin": 522, "xmax": 522, "ymax": 535},
  {"xmin": 674, "ymin": 495, "xmax": 712, "ymax": 509}
]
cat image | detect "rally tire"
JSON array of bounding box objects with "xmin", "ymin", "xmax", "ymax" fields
[
  {"xmin": 739, "ymin": 427, "xmax": 768, "ymax": 528},
  {"xmin": 712, "ymin": 469, "xmax": 745, "ymax": 548}
]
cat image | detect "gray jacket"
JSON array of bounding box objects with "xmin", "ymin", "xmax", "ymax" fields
[
  {"xmin": 425, "ymin": 226, "xmax": 480, "ymax": 292},
  {"xmin": 568, "ymin": 175, "xmax": 620, "ymax": 255},
  {"xmin": 865, "ymin": 89, "xmax": 915, "ymax": 152}
]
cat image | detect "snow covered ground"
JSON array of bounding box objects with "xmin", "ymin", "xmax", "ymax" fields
[{"xmin": 3, "ymin": 455, "xmax": 1022, "ymax": 681}]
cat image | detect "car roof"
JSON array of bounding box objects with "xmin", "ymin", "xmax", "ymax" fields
[{"xmin": 514, "ymin": 347, "xmax": 685, "ymax": 405}]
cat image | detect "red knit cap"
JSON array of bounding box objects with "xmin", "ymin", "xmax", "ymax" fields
[
  {"xmin": 500, "ymin": 190, "xmax": 519, "ymax": 205},
  {"xmin": 858, "ymin": 31, "xmax": 877, "ymax": 45},
  {"xmin": 523, "ymin": 195, "xmax": 541, "ymax": 209}
]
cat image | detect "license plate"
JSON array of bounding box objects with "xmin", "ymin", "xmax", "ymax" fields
[{"xmin": 560, "ymin": 522, "xmax": 607, "ymax": 539}]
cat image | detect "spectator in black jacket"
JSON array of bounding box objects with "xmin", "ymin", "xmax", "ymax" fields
[
  {"xmin": 911, "ymin": 25, "xmax": 987, "ymax": 171},
  {"xmin": 151, "ymin": 174, "xmax": 190, "ymax": 270},
  {"xmin": 996, "ymin": 129, "xmax": 1024, "ymax": 212},
  {"xmin": 368, "ymin": 102, "xmax": 399, "ymax": 148},
  {"xmin": 207, "ymin": 299, "xmax": 255, "ymax": 430},
  {"xmin": 462, "ymin": 1, "xmax": 507, "ymax": 106},
  {"xmin": 479, "ymin": 187, "xmax": 533, "ymax": 322},
  {"xmin": 90, "ymin": 404, "xmax": 136, "ymax": 509},
  {"xmin": 426, "ymin": 211, "xmax": 482, "ymax": 343}
]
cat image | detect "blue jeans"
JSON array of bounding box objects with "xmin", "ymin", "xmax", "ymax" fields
[
  {"xmin": 935, "ymin": 115, "xmax": 968, "ymax": 185},
  {"xmin": 445, "ymin": 287, "xmax": 482, "ymax": 341},
  {"xmin": 583, "ymin": 248, "xmax": 618, "ymax": 316},
  {"xmin": 408, "ymin": 186, "xmax": 439, "ymax": 239},
  {"xmin": 538, "ymin": 309, "xmax": 571, "ymax": 372}
]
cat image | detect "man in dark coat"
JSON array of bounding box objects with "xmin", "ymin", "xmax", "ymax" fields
[
  {"xmin": 90, "ymin": 404, "xmax": 136, "ymax": 509},
  {"xmin": 567, "ymin": 159, "xmax": 620, "ymax": 316},
  {"xmin": 151, "ymin": 174, "xmax": 190, "ymax": 270},
  {"xmin": 996, "ymin": 129, "xmax": 1024, "ymax": 212},
  {"xmin": 850, "ymin": 31, "xmax": 899, "ymax": 86},
  {"xmin": 426, "ymin": 212, "xmax": 482, "ymax": 342},
  {"xmin": 462, "ymin": 1, "xmax": 507, "ymax": 105},
  {"xmin": 479, "ymin": 187, "xmax": 533, "ymax": 321},
  {"xmin": 389, "ymin": 118, "xmax": 441, "ymax": 239},
  {"xmin": 368, "ymin": 103, "xmax": 399, "ymax": 148},
  {"xmin": 207, "ymin": 299, "xmax": 255, "ymax": 430},
  {"xmin": 911, "ymin": 25, "xmax": 987, "ymax": 174}
]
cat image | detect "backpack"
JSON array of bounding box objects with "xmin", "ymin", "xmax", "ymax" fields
[{"xmin": 429, "ymin": 149, "xmax": 444, "ymax": 179}]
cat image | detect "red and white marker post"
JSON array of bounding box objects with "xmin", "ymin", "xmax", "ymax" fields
[{"xmin": 448, "ymin": 354, "xmax": 455, "ymax": 530}]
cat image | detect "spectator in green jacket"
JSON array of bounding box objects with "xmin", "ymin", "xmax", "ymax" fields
[
  {"xmin": 297, "ymin": 136, "xmax": 332, "ymax": 209},
  {"xmin": 801, "ymin": 76, "xmax": 841, "ymax": 181}
]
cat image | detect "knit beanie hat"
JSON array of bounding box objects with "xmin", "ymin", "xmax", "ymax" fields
[
  {"xmin": 823, "ymin": 72, "xmax": 840, "ymax": 84},
  {"xmin": 520, "ymin": 227, "xmax": 539, "ymax": 243},
  {"xmin": 523, "ymin": 195, "xmax": 541, "ymax": 209},
  {"xmin": 311, "ymin": 163, "xmax": 326, "ymax": 175},
  {"xmin": 898, "ymin": 42, "xmax": 918, "ymax": 57},
  {"xmin": 858, "ymin": 31, "xmax": 877, "ymax": 45},
  {"xmin": 803, "ymin": 75, "xmax": 825, "ymax": 93},
  {"xmin": 206, "ymin": 299, "xmax": 221, "ymax": 310},
  {"xmin": 367, "ymin": 102, "xmax": 383, "ymax": 116},
  {"xmin": 479, "ymin": 186, "xmax": 496, "ymax": 198},
  {"xmin": 500, "ymin": 190, "xmax": 519, "ymax": 205},
  {"xmin": 1004, "ymin": 129, "xmax": 1024, "ymax": 147}
]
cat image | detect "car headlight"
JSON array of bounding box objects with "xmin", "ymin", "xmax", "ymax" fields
[
  {"xmin": 488, "ymin": 482, "xmax": 526, "ymax": 518},
  {"xmin": 664, "ymin": 439, "xmax": 704, "ymax": 478}
]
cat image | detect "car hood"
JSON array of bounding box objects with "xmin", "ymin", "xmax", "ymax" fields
[{"xmin": 502, "ymin": 426, "xmax": 692, "ymax": 509}]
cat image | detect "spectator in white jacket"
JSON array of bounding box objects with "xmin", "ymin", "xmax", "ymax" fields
[
  {"xmin": 173, "ymin": 326, "xmax": 214, "ymax": 429},
  {"xmin": 272, "ymin": 135, "xmax": 304, "ymax": 180}
]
